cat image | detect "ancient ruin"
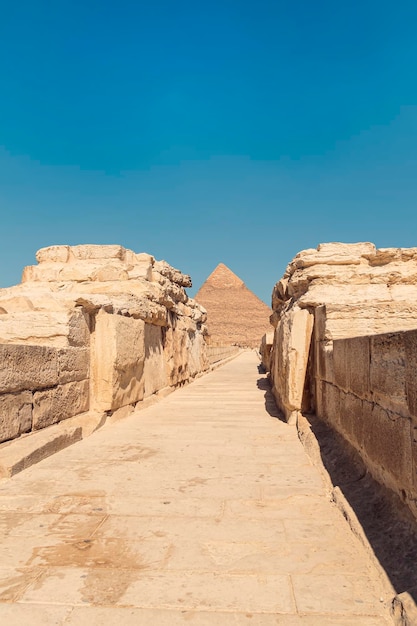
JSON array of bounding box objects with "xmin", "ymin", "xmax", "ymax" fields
[
  {"xmin": 195, "ymin": 262, "xmax": 272, "ymax": 348},
  {"xmin": 268, "ymin": 242, "xmax": 417, "ymax": 519},
  {"xmin": 2, "ymin": 241, "xmax": 417, "ymax": 623},
  {"xmin": 0, "ymin": 245, "xmax": 209, "ymax": 452}
]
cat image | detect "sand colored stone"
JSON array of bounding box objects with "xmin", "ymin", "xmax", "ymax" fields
[
  {"xmin": 269, "ymin": 241, "xmax": 417, "ymax": 524},
  {"xmin": 195, "ymin": 263, "xmax": 272, "ymax": 348},
  {"xmin": 0, "ymin": 354, "xmax": 392, "ymax": 625},
  {"xmin": 0, "ymin": 245, "xmax": 208, "ymax": 446}
]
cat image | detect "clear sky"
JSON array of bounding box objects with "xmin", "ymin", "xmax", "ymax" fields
[{"xmin": 1, "ymin": 0, "xmax": 417, "ymax": 304}]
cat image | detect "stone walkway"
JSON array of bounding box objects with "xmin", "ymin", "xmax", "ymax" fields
[{"xmin": 0, "ymin": 352, "xmax": 393, "ymax": 624}]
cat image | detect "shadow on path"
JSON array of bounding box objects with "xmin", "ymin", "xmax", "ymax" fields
[
  {"xmin": 303, "ymin": 414, "xmax": 417, "ymax": 603},
  {"xmin": 256, "ymin": 376, "xmax": 287, "ymax": 423}
]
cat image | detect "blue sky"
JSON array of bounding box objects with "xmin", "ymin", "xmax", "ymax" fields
[{"xmin": 1, "ymin": 0, "xmax": 417, "ymax": 304}]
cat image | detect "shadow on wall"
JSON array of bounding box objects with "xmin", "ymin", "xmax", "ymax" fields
[
  {"xmin": 256, "ymin": 376, "xmax": 287, "ymax": 423},
  {"xmin": 302, "ymin": 414, "xmax": 417, "ymax": 605}
]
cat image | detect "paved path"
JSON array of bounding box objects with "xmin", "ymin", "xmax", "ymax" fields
[{"xmin": 0, "ymin": 352, "xmax": 393, "ymax": 625}]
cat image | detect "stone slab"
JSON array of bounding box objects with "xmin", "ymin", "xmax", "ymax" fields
[
  {"xmin": 0, "ymin": 353, "xmax": 393, "ymax": 624},
  {"xmin": 0, "ymin": 344, "xmax": 58, "ymax": 393}
]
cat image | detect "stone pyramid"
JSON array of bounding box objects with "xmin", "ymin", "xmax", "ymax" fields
[{"xmin": 195, "ymin": 263, "xmax": 272, "ymax": 348}]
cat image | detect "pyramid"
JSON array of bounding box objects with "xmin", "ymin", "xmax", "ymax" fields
[{"xmin": 195, "ymin": 263, "xmax": 272, "ymax": 348}]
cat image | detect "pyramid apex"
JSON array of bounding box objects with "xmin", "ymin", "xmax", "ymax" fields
[{"xmin": 202, "ymin": 263, "xmax": 245, "ymax": 290}]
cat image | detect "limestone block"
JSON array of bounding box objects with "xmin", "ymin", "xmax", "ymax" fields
[
  {"xmin": 36, "ymin": 246, "xmax": 70, "ymax": 264},
  {"xmin": 315, "ymin": 340, "xmax": 334, "ymax": 384},
  {"xmin": 288, "ymin": 243, "xmax": 375, "ymax": 272},
  {"xmin": 0, "ymin": 309, "xmax": 89, "ymax": 348},
  {"xmin": 299, "ymin": 284, "xmax": 392, "ymax": 309},
  {"xmin": 58, "ymin": 348, "xmax": 89, "ymax": 384},
  {"xmin": 316, "ymin": 381, "xmax": 340, "ymax": 427},
  {"xmin": 270, "ymin": 306, "xmax": 314, "ymax": 418},
  {"xmin": 405, "ymin": 330, "xmax": 417, "ymax": 420},
  {"xmin": 313, "ymin": 306, "xmax": 327, "ymax": 342},
  {"xmin": 338, "ymin": 391, "xmax": 364, "ymax": 449},
  {"xmin": 285, "ymin": 308, "xmax": 314, "ymax": 411},
  {"xmin": 69, "ymin": 245, "xmax": 125, "ymax": 261},
  {"xmin": 163, "ymin": 326, "xmax": 189, "ymax": 387},
  {"xmin": 91, "ymin": 263, "xmax": 129, "ymax": 282},
  {"xmin": 21, "ymin": 263, "xmax": 61, "ymax": 283},
  {"xmin": 143, "ymin": 324, "xmax": 167, "ymax": 398},
  {"xmin": 154, "ymin": 260, "xmax": 192, "ymax": 288},
  {"xmin": 186, "ymin": 328, "xmax": 208, "ymax": 377},
  {"xmin": 333, "ymin": 336, "xmax": 370, "ymax": 397},
  {"xmin": 370, "ymin": 333, "xmax": 408, "ymax": 416},
  {"xmin": 126, "ymin": 252, "xmax": 154, "ymax": 281},
  {"xmin": 314, "ymin": 301, "xmax": 417, "ymax": 342},
  {"xmin": 349, "ymin": 337, "xmax": 370, "ymax": 398},
  {"xmin": 317, "ymin": 241, "xmax": 376, "ymax": 257},
  {"xmin": 362, "ymin": 405, "xmax": 413, "ymax": 493},
  {"xmin": 91, "ymin": 310, "xmax": 145, "ymax": 411},
  {"xmin": 0, "ymin": 391, "xmax": 32, "ymax": 443},
  {"xmin": 413, "ymin": 425, "xmax": 417, "ymax": 496},
  {"xmin": 56, "ymin": 261, "xmax": 129, "ymax": 282},
  {"xmin": 0, "ymin": 345, "xmax": 58, "ymax": 393},
  {"xmin": 260, "ymin": 332, "xmax": 274, "ymax": 372},
  {"xmin": 33, "ymin": 380, "xmax": 89, "ymax": 430},
  {"xmin": 68, "ymin": 309, "xmax": 90, "ymax": 347},
  {"xmin": 363, "ymin": 247, "xmax": 401, "ymax": 266},
  {"xmin": 75, "ymin": 292, "xmax": 168, "ymax": 327},
  {"xmin": 0, "ymin": 296, "xmax": 34, "ymax": 313},
  {"xmin": 389, "ymin": 285, "xmax": 417, "ymax": 300}
]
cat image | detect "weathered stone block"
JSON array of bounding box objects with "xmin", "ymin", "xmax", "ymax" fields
[
  {"xmin": 143, "ymin": 324, "xmax": 167, "ymax": 398},
  {"xmin": 363, "ymin": 405, "xmax": 413, "ymax": 491},
  {"xmin": 315, "ymin": 340, "xmax": 334, "ymax": 383},
  {"xmin": 0, "ymin": 309, "xmax": 90, "ymax": 348},
  {"xmin": 404, "ymin": 329, "xmax": 417, "ymax": 421},
  {"xmin": 69, "ymin": 244, "xmax": 125, "ymax": 261},
  {"xmin": 412, "ymin": 425, "xmax": 417, "ymax": 496},
  {"xmin": 0, "ymin": 345, "xmax": 58, "ymax": 393},
  {"xmin": 91, "ymin": 263, "xmax": 129, "ymax": 282},
  {"xmin": 314, "ymin": 306, "xmax": 326, "ymax": 342},
  {"xmin": 0, "ymin": 296, "xmax": 34, "ymax": 313},
  {"xmin": 0, "ymin": 391, "xmax": 32, "ymax": 443},
  {"xmin": 348, "ymin": 336, "xmax": 370, "ymax": 398},
  {"xmin": 36, "ymin": 245, "xmax": 70, "ymax": 264},
  {"xmin": 91, "ymin": 310, "xmax": 145, "ymax": 411},
  {"xmin": 68, "ymin": 309, "xmax": 90, "ymax": 347},
  {"xmin": 316, "ymin": 381, "xmax": 340, "ymax": 427},
  {"xmin": 370, "ymin": 333, "xmax": 407, "ymax": 416},
  {"xmin": 58, "ymin": 348, "xmax": 89, "ymax": 384},
  {"xmin": 21, "ymin": 263, "xmax": 61, "ymax": 282},
  {"xmin": 186, "ymin": 328, "xmax": 208, "ymax": 378},
  {"xmin": 333, "ymin": 340, "xmax": 348, "ymax": 391},
  {"xmin": 339, "ymin": 391, "xmax": 364, "ymax": 449},
  {"xmin": 33, "ymin": 380, "xmax": 89, "ymax": 430},
  {"xmin": 333, "ymin": 336, "xmax": 370, "ymax": 397},
  {"xmin": 286, "ymin": 307, "xmax": 314, "ymax": 412}
]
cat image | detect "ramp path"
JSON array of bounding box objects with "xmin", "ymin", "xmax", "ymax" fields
[{"xmin": 0, "ymin": 352, "xmax": 392, "ymax": 625}]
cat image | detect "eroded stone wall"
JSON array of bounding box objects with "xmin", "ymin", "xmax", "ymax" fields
[
  {"xmin": 206, "ymin": 345, "xmax": 240, "ymax": 365},
  {"xmin": 270, "ymin": 242, "xmax": 417, "ymax": 423},
  {"xmin": 317, "ymin": 329, "xmax": 417, "ymax": 517},
  {"xmin": 0, "ymin": 245, "xmax": 209, "ymax": 444},
  {"xmin": 269, "ymin": 242, "xmax": 417, "ymax": 516}
]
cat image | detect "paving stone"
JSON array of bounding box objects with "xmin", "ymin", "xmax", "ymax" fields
[{"xmin": 0, "ymin": 353, "xmax": 393, "ymax": 623}]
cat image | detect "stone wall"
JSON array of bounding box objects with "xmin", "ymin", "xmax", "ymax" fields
[
  {"xmin": 270, "ymin": 243, "xmax": 417, "ymax": 423},
  {"xmin": 269, "ymin": 242, "xmax": 417, "ymax": 516},
  {"xmin": 0, "ymin": 245, "xmax": 209, "ymax": 444},
  {"xmin": 260, "ymin": 332, "xmax": 274, "ymax": 372},
  {"xmin": 316, "ymin": 329, "xmax": 417, "ymax": 517},
  {"xmin": 206, "ymin": 345, "xmax": 240, "ymax": 365}
]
